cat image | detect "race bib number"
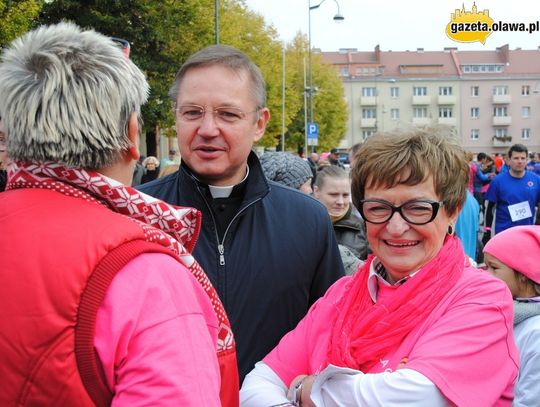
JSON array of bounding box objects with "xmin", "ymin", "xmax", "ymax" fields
[{"xmin": 508, "ymin": 201, "xmax": 533, "ymax": 222}]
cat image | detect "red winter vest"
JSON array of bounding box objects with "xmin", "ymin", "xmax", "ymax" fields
[{"xmin": 0, "ymin": 189, "xmax": 231, "ymax": 406}]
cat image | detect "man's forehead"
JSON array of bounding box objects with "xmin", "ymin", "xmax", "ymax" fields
[{"xmin": 511, "ymin": 152, "xmax": 527, "ymax": 158}]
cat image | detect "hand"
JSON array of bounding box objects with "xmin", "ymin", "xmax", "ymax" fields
[{"xmin": 287, "ymin": 374, "xmax": 317, "ymax": 407}]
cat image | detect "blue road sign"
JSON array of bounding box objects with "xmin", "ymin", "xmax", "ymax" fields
[{"xmin": 307, "ymin": 122, "xmax": 318, "ymax": 138}]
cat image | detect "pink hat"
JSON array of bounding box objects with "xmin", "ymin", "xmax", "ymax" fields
[
  {"xmin": 483, "ymin": 225, "xmax": 540, "ymax": 284},
  {"xmin": 319, "ymin": 152, "xmax": 330, "ymax": 161}
]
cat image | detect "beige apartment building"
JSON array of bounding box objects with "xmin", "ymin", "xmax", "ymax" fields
[{"xmin": 322, "ymin": 45, "xmax": 540, "ymax": 154}]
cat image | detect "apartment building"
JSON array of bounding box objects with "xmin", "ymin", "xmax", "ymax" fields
[{"xmin": 322, "ymin": 45, "xmax": 540, "ymax": 154}]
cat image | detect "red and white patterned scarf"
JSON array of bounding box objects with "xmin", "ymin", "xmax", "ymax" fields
[{"xmin": 7, "ymin": 161, "xmax": 235, "ymax": 353}]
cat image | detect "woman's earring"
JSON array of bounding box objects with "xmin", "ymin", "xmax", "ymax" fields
[{"xmin": 447, "ymin": 224, "xmax": 454, "ymax": 235}]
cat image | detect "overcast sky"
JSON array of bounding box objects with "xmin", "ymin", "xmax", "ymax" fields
[{"xmin": 244, "ymin": 0, "xmax": 540, "ymax": 52}]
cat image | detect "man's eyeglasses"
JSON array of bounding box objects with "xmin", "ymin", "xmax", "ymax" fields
[
  {"xmin": 175, "ymin": 104, "xmax": 258, "ymax": 124},
  {"xmin": 358, "ymin": 199, "xmax": 444, "ymax": 225}
]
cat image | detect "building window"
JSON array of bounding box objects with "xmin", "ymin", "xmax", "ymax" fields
[
  {"xmin": 462, "ymin": 64, "xmax": 504, "ymax": 73},
  {"xmin": 439, "ymin": 86, "xmax": 453, "ymax": 96},
  {"xmin": 470, "ymin": 107, "xmax": 480, "ymax": 119},
  {"xmin": 522, "ymin": 128, "xmax": 530, "ymax": 139},
  {"xmin": 390, "ymin": 87, "xmax": 399, "ymax": 98},
  {"xmin": 362, "ymin": 87, "xmax": 376, "ymax": 97},
  {"xmin": 522, "ymin": 85, "xmax": 531, "ymax": 96},
  {"xmin": 471, "ymin": 86, "xmax": 479, "ymax": 97},
  {"xmin": 362, "ymin": 108, "xmax": 376, "ymax": 119},
  {"xmin": 340, "ymin": 67, "xmax": 349, "ymax": 76},
  {"xmin": 439, "ymin": 107, "xmax": 453, "ymax": 118},
  {"xmin": 494, "ymin": 128, "xmax": 508, "ymax": 138},
  {"xmin": 492, "ymin": 86, "xmax": 508, "ymax": 96},
  {"xmin": 390, "ymin": 108, "xmax": 399, "ymax": 120},
  {"xmin": 470, "ymin": 129, "xmax": 479, "ymax": 140},
  {"xmin": 493, "ymin": 106, "xmax": 508, "ymax": 117},
  {"xmin": 522, "ymin": 106, "xmax": 531, "ymax": 118},
  {"xmin": 413, "ymin": 87, "xmax": 427, "ymax": 96},
  {"xmin": 362, "ymin": 130, "xmax": 374, "ymax": 140},
  {"xmin": 413, "ymin": 107, "xmax": 428, "ymax": 118}
]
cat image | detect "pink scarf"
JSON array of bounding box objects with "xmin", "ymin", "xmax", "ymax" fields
[
  {"xmin": 328, "ymin": 235, "xmax": 464, "ymax": 371},
  {"xmin": 7, "ymin": 162, "xmax": 239, "ymax": 399}
]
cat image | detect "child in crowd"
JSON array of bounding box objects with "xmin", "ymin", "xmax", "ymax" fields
[{"xmin": 483, "ymin": 226, "xmax": 540, "ymax": 406}]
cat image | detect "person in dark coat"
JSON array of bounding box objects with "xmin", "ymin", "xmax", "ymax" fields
[{"xmin": 138, "ymin": 45, "xmax": 344, "ymax": 383}]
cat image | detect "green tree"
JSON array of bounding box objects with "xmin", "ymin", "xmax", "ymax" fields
[
  {"xmin": 283, "ymin": 33, "xmax": 347, "ymax": 153},
  {"xmin": 0, "ymin": 0, "xmax": 41, "ymax": 48},
  {"xmin": 310, "ymin": 51, "xmax": 347, "ymax": 151}
]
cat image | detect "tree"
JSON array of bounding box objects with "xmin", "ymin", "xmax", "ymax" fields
[
  {"xmin": 283, "ymin": 33, "xmax": 347, "ymax": 152},
  {"xmin": 0, "ymin": 0, "xmax": 41, "ymax": 48}
]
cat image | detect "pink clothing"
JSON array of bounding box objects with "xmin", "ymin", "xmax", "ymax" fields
[
  {"xmin": 468, "ymin": 162, "xmax": 477, "ymax": 194},
  {"xmin": 95, "ymin": 253, "xmax": 221, "ymax": 406},
  {"xmin": 264, "ymin": 266, "xmax": 518, "ymax": 406}
]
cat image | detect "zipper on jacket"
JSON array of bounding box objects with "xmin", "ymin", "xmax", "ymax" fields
[
  {"xmin": 217, "ymin": 197, "xmax": 262, "ymax": 266},
  {"xmin": 218, "ymin": 244, "xmax": 225, "ymax": 265},
  {"xmin": 196, "ymin": 184, "xmax": 262, "ymax": 267}
]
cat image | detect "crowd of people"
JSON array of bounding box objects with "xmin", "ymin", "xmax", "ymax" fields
[{"xmin": 1, "ymin": 22, "xmax": 539, "ymax": 407}]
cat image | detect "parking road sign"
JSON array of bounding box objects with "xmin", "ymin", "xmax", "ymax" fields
[
  {"xmin": 307, "ymin": 123, "xmax": 318, "ymax": 138},
  {"xmin": 307, "ymin": 122, "xmax": 318, "ymax": 146}
]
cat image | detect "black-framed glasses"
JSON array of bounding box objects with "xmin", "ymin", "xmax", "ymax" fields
[
  {"xmin": 175, "ymin": 104, "xmax": 259, "ymax": 124},
  {"xmin": 358, "ymin": 199, "xmax": 444, "ymax": 225}
]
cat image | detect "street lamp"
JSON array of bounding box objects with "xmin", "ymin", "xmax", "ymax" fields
[
  {"xmin": 308, "ymin": 0, "xmax": 344, "ymax": 126},
  {"xmin": 215, "ymin": 0, "xmax": 220, "ymax": 45}
]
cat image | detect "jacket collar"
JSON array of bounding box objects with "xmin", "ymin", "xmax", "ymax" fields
[{"xmin": 179, "ymin": 151, "xmax": 270, "ymax": 204}]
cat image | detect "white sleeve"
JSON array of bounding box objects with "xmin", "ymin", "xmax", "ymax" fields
[
  {"xmin": 311, "ymin": 365, "xmax": 448, "ymax": 406},
  {"xmin": 514, "ymin": 336, "xmax": 540, "ymax": 406},
  {"xmin": 240, "ymin": 362, "xmax": 292, "ymax": 407}
]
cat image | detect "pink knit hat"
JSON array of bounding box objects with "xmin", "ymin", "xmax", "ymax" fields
[{"xmin": 483, "ymin": 225, "xmax": 540, "ymax": 284}]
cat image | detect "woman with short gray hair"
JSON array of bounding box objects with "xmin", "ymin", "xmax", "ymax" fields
[{"xmin": 0, "ymin": 22, "xmax": 237, "ymax": 406}]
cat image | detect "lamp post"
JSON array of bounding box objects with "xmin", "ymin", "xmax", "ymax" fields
[
  {"xmin": 215, "ymin": 0, "xmax": 220, "ymax": 45},
  {"xmin": 308, "ymin": 0, "xmax": 344, "ymax": 127},
  {"xmin": 281, "ymin": 43, "xmax": 286, "ymax": 151}
]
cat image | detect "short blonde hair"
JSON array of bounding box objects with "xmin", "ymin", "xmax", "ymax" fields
[{"xmin": 351, "ymin": 125, "xmax": 468, "ymax": 216}]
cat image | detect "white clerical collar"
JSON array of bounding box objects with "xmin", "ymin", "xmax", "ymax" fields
[{"xmin": 208, "ymin": 165, "xmax": 249, "ymax": 199}]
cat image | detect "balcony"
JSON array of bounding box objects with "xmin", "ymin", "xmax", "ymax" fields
[
  {"xmin": 437, "ymin": 95, "xmax": 456, "ymax": 105},
  {"xmin": 412, "ymin": 95, "xmax": 431, "ymax": 105},
  {"xmin": 360, "ymin": 118, "xmax": 377, "ymax": 128},
  {"xmin": 492, "ymin": 94, "xmax": 512, "ymax": 104},
  {"xmin": 360, "ymin": 96, "xmax": 377, "ymax": 106},
  {"xmin": 412, "ymin": 117, "xmax": 431, "ymax": 125},
  {"xmin": 492, "ymin": 116, "xmax": 512, "ymax": 126},
  {"xmin": 438, "ymin": 117, "xmax": 456, "ymax": 126},
  {"xmin": 492, "ymin": 136, "xmax": 513, "ymax": 147}
]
